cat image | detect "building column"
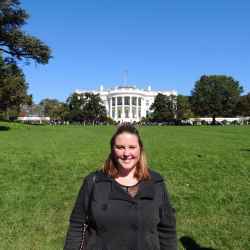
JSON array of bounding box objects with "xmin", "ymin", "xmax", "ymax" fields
[
  {"xmin": 136, "ymin": 96, "xmax": 139, "ymax": 120},
  {"xmin": 109, "ymin": 98, "xmax": 112, "ymax": 118},
  {"xmin": 121, "ymin": 96, "xmax": 125, "ymax": 119},
  {"xmin": 129, "ymin": 96, "xmax": 132, "ymax": 120},
  {"xmin": 115, "ymin": 97, "xmax": 118, "ymax": 120},
  {"xmin": 141, "ymin": 98, "xmax": 145, "ymax": 118}
]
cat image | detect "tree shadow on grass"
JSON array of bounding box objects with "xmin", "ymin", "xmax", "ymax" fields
[
  {"xmin": 180, "ymin": 236, "xmax": 216, "ymax": 250},
  {"xmin": 240, "ymin": 148, "xmax": 250, "ymax": 152},
  {"xmin": 0, "ymin": 126, "xmax": 10, "ymax": 131}
]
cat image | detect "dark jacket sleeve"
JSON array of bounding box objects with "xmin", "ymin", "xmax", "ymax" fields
[
  {"xmin": 64, "ymin": 173, "xmax": 94, "ymax": 250},
  {"xmin": 157, "ymin": 181, "xmax": 177, "ymax": 250}
]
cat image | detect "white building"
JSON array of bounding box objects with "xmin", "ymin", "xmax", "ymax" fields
[{"xmin": 75, "ymin": 85, "xmax": 177, "ymax": 122}]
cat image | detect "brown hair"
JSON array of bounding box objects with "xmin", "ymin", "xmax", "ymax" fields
[{"xmin": 103, "ymin": 123, "xmax": 150, "ymax": 181}]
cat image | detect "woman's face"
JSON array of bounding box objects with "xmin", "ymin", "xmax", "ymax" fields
[{"xmin": 113, "ymin": 132, "xmax": 141, "ymax": 172}]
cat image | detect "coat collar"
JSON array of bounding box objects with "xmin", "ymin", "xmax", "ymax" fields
[
  {"xmin": 95, "ymin": 170, "xmax": 163, "ymax": 203},
  {"xmin": 95, "ymin": 169, "xmax": 163, "ymax": 183}
]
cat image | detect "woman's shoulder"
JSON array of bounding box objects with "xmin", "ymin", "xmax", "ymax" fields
[
  {"xmin": 79, "ymin": 170, "xmax": 103, "ymax": 192},
  {"xmin": 83, "ymin": 169, "xmax": 109, "ymax": 183},
  {"xmin": 148, "ymin": 168, "xmax": 165, "ymax": 183},
  {"xmin": 83, "ymin": 169, "xmax": 101, "ymax": 180}
]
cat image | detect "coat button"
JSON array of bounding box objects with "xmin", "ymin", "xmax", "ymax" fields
[
  {"xmin": 130, "ymin": 203, "xmax": 137, "ymax": 208},
  {"xmin": 101, "ymin": 203, "xmax": 108, "ymax": 211},
  {"xmin": 131, "ymin": 224, "xmax": 138, "ymax": 231},
  {"xmin": 99, "ymin": 225, "xmax": 107, "ymax": 232}
]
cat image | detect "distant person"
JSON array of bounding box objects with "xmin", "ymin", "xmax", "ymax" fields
[{"xmin": 64, "ymin": 123, "xmax": 177, "ymax": 250}]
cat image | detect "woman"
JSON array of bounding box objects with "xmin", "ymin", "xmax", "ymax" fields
[{"xmin": 64, "ymin": 124, "xmax": 177, "ymax": 250}]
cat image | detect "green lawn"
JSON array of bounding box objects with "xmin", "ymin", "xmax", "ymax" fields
[{"xmin": 0, "ymin": 122, "xmax": 249, "ymax": 250}]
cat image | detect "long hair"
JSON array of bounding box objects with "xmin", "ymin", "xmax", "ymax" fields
[{"xmin": 103, "ymin": 124, "xmax": 150, "ymax": 181}]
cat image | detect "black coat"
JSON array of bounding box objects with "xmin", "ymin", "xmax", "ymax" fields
[{"xmin": 64, "ymin": 169, "xmax": 177, "ymax": 250}]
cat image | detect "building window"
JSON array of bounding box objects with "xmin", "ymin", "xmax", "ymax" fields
[
  {"xmin": 138, "ymin": 98, "xmax": 141, "ymax": 106},
  {"xmin": 124, "ymin": 96, "xmax": 130, "ymax": 106},
  {"xmin": 117, "ymin": 97, "xmax": 122, "ymax": 106},
  {"xmin": 132, "ymin": 97, "xmax": 137, "ymax": 106},
  {"xmin": 132, "ymin": 107, "xmax": 136, "ymax": 118},
  {"xmin": 112, "ymin": 107, "xmax": 115, "ymax": 118},
  {"xmin": 146, "ymin": 100, "xmax": 149, "ymax": 106},
  {"xmin": 138, "ymin": 108, "xmax": 141, "ymax": 118},
  {"xmin": 112, "ymin": 97, "xmax": 115, "ymax": 106},
  {"xmin": 125, "ymin": 106, "xmax": 129, "ymax": 118},
  {"xmin": 117, "ymin": 107, "xmax": 122, "ymax": 118}
]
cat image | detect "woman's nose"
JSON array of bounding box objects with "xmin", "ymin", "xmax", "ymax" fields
[{"xmin": 123, "ymin": 147, "xmax": 130, "ymax": 155}]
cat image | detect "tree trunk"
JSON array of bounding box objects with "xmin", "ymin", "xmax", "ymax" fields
[
  {"xmin": 212, "ymin": 114, "xmax": 216, "ymax": 125},
  {"xmin": 5, "ymin": 107, "xmax": 10, "ymax": 121}
]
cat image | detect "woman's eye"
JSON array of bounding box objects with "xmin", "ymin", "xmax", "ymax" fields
[{"xmin": 115, "ymin": 145, "xmax": 137, "ymax": 150}]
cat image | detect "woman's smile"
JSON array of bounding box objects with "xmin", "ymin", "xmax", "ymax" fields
[{"xmin": 114, "ymin": 132, "xmax": 140, "ymax": 171}]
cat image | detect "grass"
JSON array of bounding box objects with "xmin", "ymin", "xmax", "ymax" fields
[{"xmin": 0, "ymin": 122, "xmax": 249, "ymax": 250}]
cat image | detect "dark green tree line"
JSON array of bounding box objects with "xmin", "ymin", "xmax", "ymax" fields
[
  {"xmin": 149, "ymin": 93, "xmax": 176, "ymax": 122},
  {"xmin": 39, "ymin": 98, "xmax": 69, "ymax": 121},
  {"xmin": 235, "ymin": 93, "xmax": 250, "ymax": 116},
  {"xmin": 0, "ymin": 53, "xmax": 32, "ymax": 119},
  {"xmin": 176, "ymin": 95, "xmax": 193, "ymax": 120},
  {"xmin": 67, "ymin": 92, "xmax": 107, "ymax": 123},
  {"xmin": 191, "ymin": 75, "xmax": 243, "ymax": 123},
  {"xmin": 0, "ymin": 0, "xmax": 51, "ymax": 64},
  {"xmin": 0, "ymin": 0, "xmax": 51, "ymax": 120}
]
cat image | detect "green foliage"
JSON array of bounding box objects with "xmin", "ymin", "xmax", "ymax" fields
[
  {"xmin": 39, "ymin": 98, "xmax": 69, "ymax": 121},
  {"xmin": 67, "ymin": 92, "xmax": 107, "ymax": 122},
  {"xmin": 235, "ymin": 93, "xmax": 250, "ymax": 116},
  {"xmin": 176, "ymin": 95, "xmax": 193, "ymax": 120},
  {"xmin": 0, "ymin": 54, "xmax": 31, "ymax": 119},
  {"xmin": 191, "ymin": 75, "xmax": 243, "ymax": 120},
  {"xmin": 0, "ymin": 123, "xmax": 249, "ymax": 249},
  {"xmin": 150, "ymin": 93, "xmax": 176, "ymax": 122},
  {"xmin": 0, "ymin": 0, "xmax": 51, "ymax": 64},
  {"xmin": 0, "ymin": 0, "xmax": 51, "ymax": 120}
]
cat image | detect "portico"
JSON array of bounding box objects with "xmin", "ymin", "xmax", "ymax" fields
[{"xmin": 75, "ymin": 85, "xmax": 177, "ymax": 122}]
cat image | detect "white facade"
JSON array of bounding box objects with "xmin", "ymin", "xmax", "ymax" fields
[
  {"xmin": 75, "ymin": 85, "xmax": 177, "ymax": 122},
  {"xmin": 17, "ymin": 116, "xmax": 50, "ymax": 123}
]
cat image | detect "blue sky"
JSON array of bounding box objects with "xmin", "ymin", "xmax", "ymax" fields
[{"xmin": 20, "ymin": 0, "xmax": 250, "ymax": 103}]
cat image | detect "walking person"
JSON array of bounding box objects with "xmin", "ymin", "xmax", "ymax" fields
[{"xmin": 64, "ymin": 124, "xmax": 177, "ymax": 250}]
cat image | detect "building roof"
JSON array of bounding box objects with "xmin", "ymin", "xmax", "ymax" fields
[{"xmin": 117, "ymin": 85, "xmax": 136, "ymax": 89}]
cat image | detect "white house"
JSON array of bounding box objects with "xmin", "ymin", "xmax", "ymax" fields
[{"xmin": 75, "ymin": 85, "xmax": 177, "ymax": 122}]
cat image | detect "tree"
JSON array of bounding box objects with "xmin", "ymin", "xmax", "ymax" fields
[
  {"xmin": 67, "ymin": 92, "xmax": 107, "ymax": 123},
  {"xmin": 66, "ymin": 93, "xmax": 85, "ymax": 122},
  {"xmin": 39, "ymin": 98, "xmax": 69, "ymax": 121},
  {"xmin": 0, "ymin": 0, "xmax": 51, "ymax": 120},
  {"xmin": 150, "ymin": 93, "xmax": 176, "ymax": 122},
  {"xmin": 0, "ymin": 0, "xmax": 51, "ymax": 64},
  {"xmin": 235, "ymin": 93, "xmax": 250, "ymax": 116},
  {"xmin": 81, "ymin": 93, "xmax": 107, "ymax": 122},
  {"xmin": 191, "ymin": 75, "xmax": 243, "ymax": 123},
  {"xmin": 176, "ymin": 95, "xmax": 193, "ymax": 120},
  {"xmin": 0, "ymin": 53, "xmax": 31, "ymax": 119}
]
